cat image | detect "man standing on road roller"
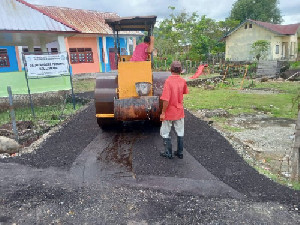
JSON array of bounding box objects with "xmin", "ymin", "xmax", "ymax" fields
[
  {"xmin": 160, "ymin": 61, "xmax": 189, "ymax": 159},
  {"xmin": 130, "ymin": 36, "xmax": 154, "ymax": 61}
]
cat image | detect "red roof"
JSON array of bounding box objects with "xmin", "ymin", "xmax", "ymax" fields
[
  {"xmin": 33, "ymin": 5, "xmax": 118, "ymax": 34},
  {"xmin": 248, "ymin": 19, "xmax": 300, "ymax": 35}
]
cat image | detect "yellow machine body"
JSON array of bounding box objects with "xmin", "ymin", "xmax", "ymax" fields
[
  {"xmin": 94, "ymin": 16, "xmax": 169, "ymax": 126},
  {"xmin": 118, "ymin": 61, "xmax": 153, "ymax": 99}
]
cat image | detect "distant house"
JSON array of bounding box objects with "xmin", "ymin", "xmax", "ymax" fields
[{"xmin": 223, "ymin": 19, "xmax": 300, "ymax": 61}]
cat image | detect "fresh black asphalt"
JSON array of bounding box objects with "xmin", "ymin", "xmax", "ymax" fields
[
  {"xmin": 2, "ymin": 92, "xmax": 299, "ymax": 204},
  {"xmin": 0, "ymin": 91, "xmax": 299, "ymax": 223}
]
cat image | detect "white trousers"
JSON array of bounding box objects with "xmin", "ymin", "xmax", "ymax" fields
[{"xmin": 160, "ymin": 118, "xmax": 184, "ymax": 138}]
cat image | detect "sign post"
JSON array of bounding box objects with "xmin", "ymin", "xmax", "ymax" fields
[
  {"xmin": 22, "ymin": 52, "xmax": 76, "ymax": 112},
  {"xmin": 7, "ymin": 86, "xmax": 19, "ymax": 142},
  {"xmin": 22, "ymin": 53, "xmax": 35, "ymax": 117}
]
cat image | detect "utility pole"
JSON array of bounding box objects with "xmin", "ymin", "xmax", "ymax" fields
[{"xmin": 291, "ymin": 109, "xmax": 300, "ymax": 182}]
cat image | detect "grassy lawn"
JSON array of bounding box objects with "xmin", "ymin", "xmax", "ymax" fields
[
  {"xmin": 73, "ymin": 79, "xmax": 95, "ymax": 93},
  {"xmin": 0, "ymin": 101, "xmax": 85, "ymax": 127},
  {"xmin": 0, "ymin": 72, "xmax": 91, "ymax": 127},
  {"xmin": 0, "ymin": 76, "xmax": 95, "ymax": 127},
  {"xmin": 0, "ymin": 71, "xmax": 72, "ymax": 97},
  {"xmin": 184, "ymin": 79, "xmax": 300, "ymax": 119},
  {"xmin": 253, "ymin": 164, "xmax": 300, "ymax": 190}
]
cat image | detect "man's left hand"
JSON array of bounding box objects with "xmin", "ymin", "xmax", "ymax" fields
[{"xmin": 160, "ymin": 113, "xmax": 165, "ymax": 121}]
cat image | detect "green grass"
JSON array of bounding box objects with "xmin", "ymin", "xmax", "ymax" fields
[
  {"xmin": 222, "ymin": 125, "xmax": 243, "ymax": 132},
  {"xmin": 184, "ymin": 81, "xmax": 299, "ymax": 119},
  {"xmin": 290, "ymin": 61, "xmax": 300, "ymax": 69},
  {"xmin": 73, "ymin": 79, "xmax": 95, "ymax": 93},
  {"xmin": 0, "ymin": 102, "xmax": 84, "ymax": 127},
  {"xmin": 254, "ymin": 81, "xmax": 300, "ymax": 94},
  {"xmin": 0, "ymin": 71, "xmax": 72, "ymax": 97},
  {"xmin": 254, "ymin": 165, "xmax": 300, "ymax": 190}
]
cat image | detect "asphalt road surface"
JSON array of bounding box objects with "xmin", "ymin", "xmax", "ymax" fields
[{"xmin": 0, "ymin": 94, "xmax": 299, "ymax": 224}]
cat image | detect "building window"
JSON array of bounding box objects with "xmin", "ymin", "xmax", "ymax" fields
[
  {"xmin": 249, "ymin": 24, "xmax": 252, "ymax": 28},
  {"xmin": 275, "ymin": 45, "xmax": 279, "ymax": 54},
  {"xmin": 244, "ymin": 24, "xmax": 247, "ymax": 29},
  {"xmin": 69, "ymin": 48, "xmax": 94, "ymax": 64},
  {"xmin": 51, "ymin": 48, "xmax": 58, "ymax": 54},
  {"xmin": 290, "ymin": 42, "xmax": 295, "ymax": 56},
  {"xmin": 34, "ymin": 48, "xmax": 42, "ymax": 54},
  {"xmin": 0, "ymin": 49, "xmax": 10, "ymax": 67}
]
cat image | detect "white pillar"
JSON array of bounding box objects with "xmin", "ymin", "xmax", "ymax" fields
[
  {"xmin": 126, "ymin": 37, "xmax": 130, "ymax": 55},
  {"xmin": 96, "ymin": 36, "xmax": 101, "ymax": 72},
  {"xmin": 18, "ymin": 46, "xmax": 24, "ymax": 68},
  {"xmin": 28, "ymin": 43, "xmax": 34, "ymax": 53},
  {"xmin": 41, "ymin": 41, "xmax": 47, "ymax": 52},
  {"xmin": 58, "ymin": 36, "xmax": 66, "ymax": 52},
  {"xmin": 133, "ymin": 37, "xmax": 136, "ymax": 51},
  {"xmin": 102, "ymin": 36, "xmax": 108, "ymax": 72}
]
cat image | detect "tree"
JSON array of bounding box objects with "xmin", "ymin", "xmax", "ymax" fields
[
  {"xmin": 154, "ymin": 7, "xmax": 198, "ymax": 60},
  {"xmin": 154, "ymin": 7, "xmax": 239, "ymax": 62},
  {"xmin": 229, "ymin": 0, "xmax": 282, "ymax": 24},
  {"xmin": 250, "ymin": 40, "xmax": 270, "ymax": 61}
]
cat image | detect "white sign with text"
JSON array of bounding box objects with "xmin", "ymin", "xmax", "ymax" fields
[{"xmin": 25, "ymin": 53, "xmax": 69, "ymax": 77}]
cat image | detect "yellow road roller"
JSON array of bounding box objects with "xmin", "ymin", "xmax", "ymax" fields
[{"xmin": 95, "ymin": 16, "xmax": 170, "ymax": 128}]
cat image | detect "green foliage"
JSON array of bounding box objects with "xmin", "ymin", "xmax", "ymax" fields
[
  {"xmin": 289, "ymin": 61, "xmax": 300, "ymax": 69},
  {"xmin": 229, "ymin": 0, "xmax": 282, "ymax": 23},
  {"xmin": 250, "ymin": 40, "xmax": 270, "ymax": 61},
  {"xmin": 254, "ymin": 165, "xmax": 300, "ymax": 190},
  {"xmin": 0, "ymin": 102, "xmax": 83, "ymax": 127},
  {"xmin": 154, "ymin": 7, "xmax": 239, "ymax": 62},
  {"xmin": 73, "ymin": 79, "xmax": 95, "ymax": 93}
]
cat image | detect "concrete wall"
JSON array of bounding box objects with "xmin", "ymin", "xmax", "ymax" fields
[
  {"xmin": 0, "ymin": 46, "xmax": 19, "ymax": 72},
  {"xmin": 65, "ymin": 36, "xmax": 100, "ymax": 75},
  {"xmin": 225, "ymin": 22, "xmax": 299, "ymax": 61}
]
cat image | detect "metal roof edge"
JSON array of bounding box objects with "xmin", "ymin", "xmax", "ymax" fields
[
  {"xmin": 248, "ymin": 19, "xmax": 283, "ymax": 35},
  {"xmin": 15, "ymin": 0, "xmax": 80, "ymax": 32},
  {"xmin": 221, "ymin": 20, "xmax": 247, "ymax": 40},
  {"xmin": 222, "ymin": 19, "xmax": 287, "ymax": 40},
  {"xmin": 0, "ymin": 30, "xmax": 77, "ymax": 34}
]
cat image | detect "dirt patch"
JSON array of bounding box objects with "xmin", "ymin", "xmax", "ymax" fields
[
  {"xmin": 240, "ymin": 88, "xmax": 282, "ymax": 94},
  {"xmin": 192, "ymin": 111, "xmax": 296, "ymax": 179},
  {"xmin": 0, "ymin": 121, "xmax": 52, "ymax": 148},
  {"xmin": 281, "ymin": 68, "xmax": 300, "ymax": 80}
]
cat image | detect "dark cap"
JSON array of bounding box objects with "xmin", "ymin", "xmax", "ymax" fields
[{"xmin": 171, "ymin": 61, "xmax": 182, "ymax": 73}]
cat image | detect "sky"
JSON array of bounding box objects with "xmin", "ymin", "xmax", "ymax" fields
[{"xmin": 26, "ymin": 0, "xmax": 300, "ymax": 25}]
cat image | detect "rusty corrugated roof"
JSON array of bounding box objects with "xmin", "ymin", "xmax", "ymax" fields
[
  {"xmin": 223, "ymin": 19, "xmax": 300, "ymax": 40},
  {"xmin": 249, "ymin": 19, "xmax": 300, "ymax": 35},
  {"xmin": 0, "ymin": 0, "xmax": 76, "ymax": 32},
  {"xmin": 106, "ymin": 16, "xmax": 157, "ymax": 31},
  {"xmin": 34, "ymin": 4, "xmax": 141, "ymax": 35}
]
